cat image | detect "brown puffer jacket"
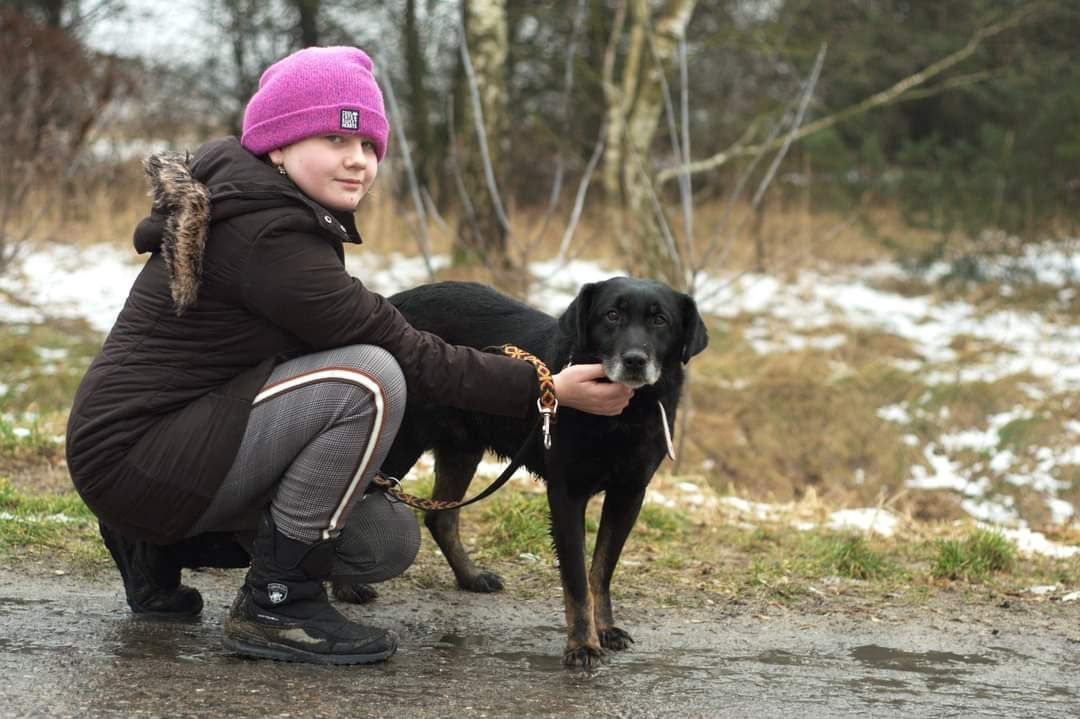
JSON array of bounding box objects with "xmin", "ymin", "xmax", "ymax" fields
[{"xmin": 66, "ymin": 137, "xmax": 536, "ymax": 543}]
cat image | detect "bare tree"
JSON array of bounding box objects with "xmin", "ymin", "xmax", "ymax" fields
[
  {"xmin": 292, "ymin": 0, "xmax": 321, "ymax": 47},
  {"xmin": 446, "ymin": 0, "xmax": 602, "ymax": 299},
  {"xmin": 0, "ymin": 10, "xmax": 129, "ymax": 276},
  {"xmin": 207, "ymin": 0, "xmax": 294, "ymax": 134},
  {"xmin": 601, "ymin": 0, "xmax": 698, "ymax": 286},
  {"xmin": 403, "ymin": 0, "xmax": 434, "ymax": 191},
  {"xmin": 455, "ymin": 0, "xmax": 511, "ymax": 270},
  {"xmin": 7, "ymin": 0, "xmax": 122, "ymax": 30}
]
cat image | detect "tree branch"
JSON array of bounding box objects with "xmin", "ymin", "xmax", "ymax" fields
[
  {"xmin": 656, "ymin": 3, "xmax": 1046, "ymax": 186},
  {"xmin": 554, "ymin": 127, "xmax": 606, "ymax": 267},
  {"xmin": 749, "ymin": 42, "xmax": 826, "ymax": 209},
  {"xmin": 525, "ymin": 0, "xmax": 588, "ymax": 253},
  {"xmin": 457, "ymin": 18, "xmax": 511, "ymax": 234},
  {"xmin": 378, "ymin": 62, "xmax": 436, "ymax": 281}
]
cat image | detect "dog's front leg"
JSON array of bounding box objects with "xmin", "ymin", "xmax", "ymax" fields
[
  {"xmin": 546, "ymin": 481, "xmax": 602, "ymax": 669},
  {"xmin": 590, "ymin": 486, "xmax": 646, "ymax": 651}
]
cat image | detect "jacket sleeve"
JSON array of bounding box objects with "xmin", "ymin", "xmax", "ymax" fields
[{"xmin": 241, "ymin": 216, "xmax": 538, "ymax": 418}]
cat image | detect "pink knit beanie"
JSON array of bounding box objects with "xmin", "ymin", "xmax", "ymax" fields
[{"xmin": 241, "ymin": 46, "xmax": 389, "ymax": 161}]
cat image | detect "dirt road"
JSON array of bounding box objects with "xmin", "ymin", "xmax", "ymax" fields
[{"xmin": 1, "ymin": 566, "xmax": 1077, "ymax": 718}]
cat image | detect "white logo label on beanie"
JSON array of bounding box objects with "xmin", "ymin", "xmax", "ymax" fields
[{"xmin": 340, "ymin": 109, "xmax": 360, "ymax": 130}]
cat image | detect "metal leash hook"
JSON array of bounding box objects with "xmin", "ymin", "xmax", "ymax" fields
[
  {"xmin": 488, "ymin": 343, "xmax": 558, "ymax": 451},
  {"xmin": 538, "ymin": 397, "xmax": 559, "ymax": 450}
]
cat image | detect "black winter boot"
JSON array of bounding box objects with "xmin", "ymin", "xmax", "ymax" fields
[
  {"xmin": 223, "ymin": 512, "xmax": 397, "ymax": 665},
  {"xmin": 99, "ymin": 522, "xmax": 204, "ymax": 618}
]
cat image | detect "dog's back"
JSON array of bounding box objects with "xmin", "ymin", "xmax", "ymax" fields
[
  {"xmin": 390, "ymin": 282, "xmax": 555, "ymax": 356},
  {"xmin": 383, "ymin": 282, "xmax": 555, "ymax": 478}
]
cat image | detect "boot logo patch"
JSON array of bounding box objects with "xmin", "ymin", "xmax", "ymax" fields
[{"xmin": 267, "ymin": 582, "xmax": 288, "ymax": 604}]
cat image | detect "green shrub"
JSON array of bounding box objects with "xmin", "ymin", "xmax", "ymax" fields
[
  {"xmin": 821, "ymin": 534, "xmax": 889, "ymax": 580},
  {"xmin": 932, "ymin": 528, "xmax": 1017, "ymax": 581},
  {"xmin": 479, "ymin": 493, "xmax": 551, "ymax": 558}
]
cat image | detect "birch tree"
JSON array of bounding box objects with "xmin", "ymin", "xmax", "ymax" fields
[
  {"xmin": 602, "ymin": 0, "xmax": 698, "ymax": 286},
  {"xmin": 456, "ymin": 0, "xmax": 511, "ymax": 266}
]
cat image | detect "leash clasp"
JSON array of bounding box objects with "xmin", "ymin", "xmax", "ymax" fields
[
  {"xmin": 538, "ymin": 397, "xmax": 558, "ymax": 450},
  {"xmin": 371, "ymin": 471, "xmax": 404, "ymax": 503}
]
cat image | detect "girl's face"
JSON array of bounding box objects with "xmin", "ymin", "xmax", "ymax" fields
[{"xmin": 269, "ymin": 134, "xmax": 378, "ymax": 211}]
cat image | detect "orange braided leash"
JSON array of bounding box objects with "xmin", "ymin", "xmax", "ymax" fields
[
  {"xmin": 369, "ymin": 472, "xmax": 482, "ymax": 511},
  {"xmin": 490, "ymin": 344, "xmax": 558, "ymax": 448},
  {"xmin": 369, "ymin": 344, "xmax": 557, "ymax": 511},
  {"xmin": 494, "ymin": 344, "xmax": 558, "ymax": 415}
]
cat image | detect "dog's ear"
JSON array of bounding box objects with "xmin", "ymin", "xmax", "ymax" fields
[
  {"xmin": 680, "ymin": 294, "xmax": 709, "ymax": 363},
  {"xmin": 558, "ymin": 282, "xmax": 597, "ymax": 345}
]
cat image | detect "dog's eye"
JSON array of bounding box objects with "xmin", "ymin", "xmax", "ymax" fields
[
  {"xmin": 605, "ymin": 310, "xmax": 620, "ymax": 322},
  {"xmin": 652, "ymin": 315, "xmax": 668, "ymax": 326}
]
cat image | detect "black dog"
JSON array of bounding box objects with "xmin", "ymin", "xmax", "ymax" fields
[{"xmin": 380, "ymin": 278, "xmax": 708, "ymax": 668}]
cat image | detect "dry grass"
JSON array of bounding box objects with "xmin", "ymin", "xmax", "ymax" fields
[
  {"xmin": 684, "ymin": 321, "xmax": 921, "ymax": 507},
  {"xmin": 11, "ymin": 161, "xmax": 147, "ymax": 249},
  {"xmin": 26, "ymin": 161, "xmax": 925, "ymax": 274}
]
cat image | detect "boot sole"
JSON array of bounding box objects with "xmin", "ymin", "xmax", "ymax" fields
[
  {"xmin": 222, "ymin": 635, "xmax": 397, "ymax": 665},
  {"xmin": 128, "ymin": 593, "xmax": 204, "ymax": 619},
  {"xmin": 130, "ymin": 608, "xmax": 203, "ymax": 620}
]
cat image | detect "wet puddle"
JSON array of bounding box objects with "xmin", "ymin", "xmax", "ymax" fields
[
  {"xmin": 850, "ymin": 644, "xmax": 997, "ymax": 673},
  {"xmin": 423, "ymin": 629, "xmax": 567, "ymax": 672},
  {"xmin": 749, "ymin": 648, "xmax": 818, "ymax": 666},
  {"xmin": 845, "ymin": 644, "xmax": 1002, "ymax": 694},
  {"xmin": 0, "ymin": 596, "xmax": 56, "ymax": 615},
  {"xmin": 104, "ymin": 616, "xmax": 219, "ymax": 663}
]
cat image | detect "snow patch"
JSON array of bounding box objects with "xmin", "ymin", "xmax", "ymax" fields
[
  {"xmin": 978, "ymin": 523, "xmax": 1079, "ymax": 560},
  {"xmin": 826, "ymin": 508, "xmax": 901, "ymax": 537}
]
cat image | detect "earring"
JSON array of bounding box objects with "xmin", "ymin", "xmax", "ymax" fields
[{"xmin": 276, "ymin": 165, "xmax": 287, "ymax": 176}]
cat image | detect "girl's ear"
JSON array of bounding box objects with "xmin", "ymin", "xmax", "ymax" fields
[{"xmin": 268, "ymin": 148, "xmax": 284, "ymax": 166}]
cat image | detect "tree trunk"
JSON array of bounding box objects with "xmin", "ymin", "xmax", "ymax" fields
[
  {"xmin": 602, "ymin": 0, "xmax": 698, "ymax": 285},
  {"xmin": 456, "ymin": 0, "xmax": 510, "ymax": 269},
  {"xmin": 404, "ymin": 0, "xmax": 432, "ymax": 191},
  {"xmin": 293, "ymin": 0, "xmax": 320, "ymax": 48},
  {"xmin": 41, "ymin": 0, "xmax": 64, "ymax": 28},
  {"xmin": 220, "ymin": 0, "xmax": 267, "ymax": 135}
]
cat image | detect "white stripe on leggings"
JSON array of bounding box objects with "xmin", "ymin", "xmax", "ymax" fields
[{"xmin": 253, "ymin": 367, "xmax": 386, "ymax": 540}]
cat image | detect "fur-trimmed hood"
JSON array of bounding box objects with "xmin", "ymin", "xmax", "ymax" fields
[
  {"xmin": 133, "ymin": 137, "xmax": 361, "ymax": 315},
  {"xmin": 134, "ymin": 152, "xmax": 210, "ymax": 315}
]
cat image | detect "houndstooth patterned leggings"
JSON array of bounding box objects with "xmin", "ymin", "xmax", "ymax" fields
[{"xmin": 188, "ymin": 345, "xmax": 419, "ymax": 583}]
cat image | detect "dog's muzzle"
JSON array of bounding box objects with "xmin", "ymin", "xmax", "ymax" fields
[{"xmin": 604, "ymin": 351, "xmax": 661, "ymax": 389}]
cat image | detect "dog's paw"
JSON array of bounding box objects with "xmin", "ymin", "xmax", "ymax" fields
[
  {"xmin": 599, "ymin": 626, "xmax": 635, "ymax": 651},
  {"xmin": 562, "ymin": 642, "xmax": 606, "ymax": 671},
  {"xmin": 330, "ymin": 581, "xmax": 378, "ymax": 604},
  {"xmin": 459, "ymin": 571, "xmax": 504, "ymax": 593}
]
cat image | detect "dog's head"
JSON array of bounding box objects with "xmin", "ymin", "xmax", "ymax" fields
[{"xmin": 558, "ymin": 277, "xmax": 709, "ymax": 389}]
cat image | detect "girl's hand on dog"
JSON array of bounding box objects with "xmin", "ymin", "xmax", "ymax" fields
[{"xmin": 552, "ymin": 364, "xmax": 633, "ymax": 416}]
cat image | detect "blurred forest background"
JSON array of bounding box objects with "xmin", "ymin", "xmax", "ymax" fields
[{"xmin": 2, "ymin": 0, "xmax": 1078, "ymax": 292}]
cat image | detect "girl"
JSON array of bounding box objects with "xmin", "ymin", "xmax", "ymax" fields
[{"xmin": 66, "ymin": 46, "xmax": 631, "ymax": 666}]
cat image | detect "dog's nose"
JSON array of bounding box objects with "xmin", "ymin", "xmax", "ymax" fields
[{"xmin": 622, "ymin": 350, "xmax": 648, "ymax": 371}]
